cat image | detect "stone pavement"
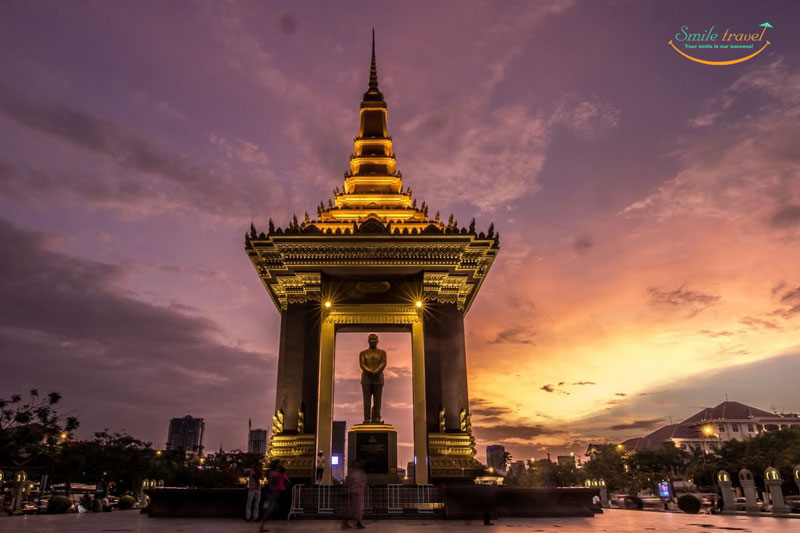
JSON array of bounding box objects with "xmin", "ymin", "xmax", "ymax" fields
[{"xmin": 0, "ymin": 509, "xmax": 796, "ymax": 532}]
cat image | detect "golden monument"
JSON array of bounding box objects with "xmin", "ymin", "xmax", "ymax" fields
[{"xmin": 245, "ymin": 32, "xmax": 498, "ymax": 484}]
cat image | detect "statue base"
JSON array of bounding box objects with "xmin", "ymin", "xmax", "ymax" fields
[{"xmin": 347, "ymin": 423, "xmax": 398, "ymax": 485}]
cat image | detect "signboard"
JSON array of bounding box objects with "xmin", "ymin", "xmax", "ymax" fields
[
  {"xmin": 355, "ymin": 432, "xmax": 388, "ymax": 474},
  {"xmin": 658, "ymin": 481, "xmax": 671, "ymax": 498}
]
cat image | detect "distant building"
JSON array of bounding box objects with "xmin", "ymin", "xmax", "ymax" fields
[
  {"xmin": 397, "ymin": 467, "xmax": 406, "ymax": 479},
  {"xmin": 508, "ymin": 460, "xmax": 526, "ymax": 477},
  {"xmin": 248, "ymin": 428, "xmax": 268, "ymax": 455},
  {"xmin": 407, "ymin": 461, "xmax": 415, "ymax": 481},
  {"xmin": 584, "ymin": 443, "xmax": 604, "ymax": 458},
  {"xmin": 166, "ymin": 415, "xmax": 205, "ymax": 454},
  {"xmin": 331, "ymin": 421, "xmax": 346, "ymax": 482},
  {"xmin": 621, "ymin": 401, "xmax": 800, "ymax": 454},
  {"xmin": 557, "ymin": 454, "xmax": 577, "ymax": 467},
  {"xmin": 486, "ymin": 444, "xmax": 506, "ymax": 472}
]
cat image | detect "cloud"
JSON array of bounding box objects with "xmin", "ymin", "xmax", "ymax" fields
[
  {"xmin": 491, "ymin": 327, "xmax": 536, "ymax": 345},
  {"xmin": 647, "ymin": 285, "xmax": 720, "ymax": 318},
  {"xmin": 0, "ymin": 82, "xmax": 281, "ymax": 220},
  {"xmin": 540, "ymin": 384, "xmax": 570, "ymax": 395},
  {"xmin": 474, "ymin": 424, "xmax": 566, "ymax": 441},
  {"xmin": 621, "ymin": 60, "xmax": 800, "ymax": 224},
  {"xmin": 0, "ymin": 217, "xmax": 275, "ymax": 447},
  {"xmin": 572, "ymin": 381, "xmax": 596, "ymax": 386},
  {"xmin": 472, "ymin": 406, "xmax": 512, "ymax": 417},
  {"xmin": 739, "ymin": 316, "xmax": 781, "ymax": 330},
  {"xmin": 770, "ymin": 205, "xmax": 800, "ymax": 228},
  {"xmin": 608, "ymin": 419, "xmax": 662, "ymax": 431},
  {"xmin": 773, "ymin": 284, "xmax": 800, "ymax": 318},
  {"xmin": 573, "ymin": 234, "xmax": 593, "ymax": 253},
  {"xmin": 550, "ymin": 98, "xmax": 620, "ymax": 139}
]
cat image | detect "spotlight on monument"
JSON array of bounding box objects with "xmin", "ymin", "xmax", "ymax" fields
[
  {"xmin": 415, "ymin": 300, "xmax": 423, "ymax": 308},
  {"xmin": 324, "ymin": 300, "xmax": 332, "ymax": 308}
]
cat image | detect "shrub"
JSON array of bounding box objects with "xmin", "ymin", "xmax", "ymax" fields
[
  {"xmin": 47, "ymin": 495, "xmax": 73, "ymax": 514},
  {"xmin": 677, "ymin": 494, "xmax": 702, "ymax": 514},
  {"xmin": 118, "ymin": 495, "xmax": 136, "ymax": 510}
]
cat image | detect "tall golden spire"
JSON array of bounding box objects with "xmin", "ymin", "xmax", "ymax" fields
[{"xmin": 312, "ymin": 31, "xmax": 440, "ymax": 233}]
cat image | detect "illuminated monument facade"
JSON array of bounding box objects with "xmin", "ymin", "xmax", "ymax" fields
[{"xmin": 245, "ymin": 34, "xmax": 498, "ymax": 484}]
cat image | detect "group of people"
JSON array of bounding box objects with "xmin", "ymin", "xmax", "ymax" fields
[
  {"xmin": 246, "ymin": 454, "xmax": 369, "ymax": 530},
  {"xmin": 77, "ymin": 493, "xmax": 111, "ymax": 513},
  {"xmin": 245, "ymin": 459, "xmax": 290, "ymax": 531}
]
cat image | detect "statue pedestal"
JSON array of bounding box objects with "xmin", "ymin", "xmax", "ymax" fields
[{"xmin": 347, "ymin": 423, "xmax": 398, "ymax": 485}]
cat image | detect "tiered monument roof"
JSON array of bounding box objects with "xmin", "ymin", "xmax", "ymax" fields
[
  {"xmin": 316, "ymin": 30, "xmax": 440, "ymax": 234},
  {"xmin": 245, "ymin": 32, "xmax": 498, "ymax": 312}
]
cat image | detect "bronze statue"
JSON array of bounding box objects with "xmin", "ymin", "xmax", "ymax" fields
[{"xmin": 360, "ymin": 333, "xmax": 387, "ymax": 423}]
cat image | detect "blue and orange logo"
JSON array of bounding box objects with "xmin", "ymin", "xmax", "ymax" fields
[{"xmin": 669, "ymin": 22, "xmax": 773, "ymax": 65}]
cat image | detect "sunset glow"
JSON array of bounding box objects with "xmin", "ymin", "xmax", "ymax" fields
[{"xmin": 1, "ymin": 1, "xmax": 798, "ymax": 468}]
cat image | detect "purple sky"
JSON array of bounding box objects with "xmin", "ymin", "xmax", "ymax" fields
[{"xmin": 2, "ymin": 1, "xmax": 799, "ymax": 467}]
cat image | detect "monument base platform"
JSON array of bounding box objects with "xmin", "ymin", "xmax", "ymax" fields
[
  {"xmin": 428, "ymin": 432, "xmax": 484, "ymax": 482},
  {"xmin": 348, "ymin": 423, "xmax": 398, "ymax": 485}
]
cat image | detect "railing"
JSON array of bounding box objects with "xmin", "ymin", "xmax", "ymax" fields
[{"xmin": 288, "ymin": 484, "xmax": 444, "ymax": 519}]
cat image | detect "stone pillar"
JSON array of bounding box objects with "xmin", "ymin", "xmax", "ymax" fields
[
  {"xmin": 423, "ymin": 303, "xmax": 469, "ymax": 432},
  {"xmin": 764, "ymin": 467, "xmax": 789, "ymax": 514},
  {"xmin": 738, "ymin": 469, "xmax": 759, "ymax": 513},
  {"xmin": 274, "ymin": 302, "xmax": 321, "ymax": 433},
  {"xmin": 315, "ymin": 320, "xmax": 336, "ymax": 485},
  {"xmin": 269, "ymin": 302, "xmax": 321, "ymax": 480},
  {"xmin": 411, "ymin": 319, "xmax": 429, "ymax": 484},
  {"xmin": 716, "ymin": 470, "xmax": 735, "ymax": 514}
]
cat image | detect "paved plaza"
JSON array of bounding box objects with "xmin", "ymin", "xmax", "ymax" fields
[{"xmin": 0, "ymin": 510, "xmax": 797, "ymax": 532}]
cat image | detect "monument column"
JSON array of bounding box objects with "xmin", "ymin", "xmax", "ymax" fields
[
  {"xmin": 411, "ymin": 319, "xmax": 429, "ymax": 484},
  {"xmin": 274, "ymin": 302, "xmax": 321, "ymax": 433},
  {"xmin": 315, "ymin": 320, "xmax": 336, "ymax": 485},
  {"xmin": 424, "ymin": 303, "xmax": 469, "ymax": 431}
]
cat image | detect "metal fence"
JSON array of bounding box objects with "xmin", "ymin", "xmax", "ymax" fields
[{"xmin": 288, "ymin": 484, "xmax": 444, "ymax": 519}]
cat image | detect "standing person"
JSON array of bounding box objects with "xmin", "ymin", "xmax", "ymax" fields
[
  {"xmin": 316, "ymin": 451, "xmax": 326, "ymax": 484},
  {"xmin": 342, "ymin": 462, "xmax": 367, "ymax": 529},
  {"xmin": 245, "ymin": 469, "xmax": 262, "ymax": 522}
]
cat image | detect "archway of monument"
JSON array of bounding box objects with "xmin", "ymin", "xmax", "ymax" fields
[
  {"xmin": 316, "ymin": 304, "xmax": 427, "ymax": 485},
  {"xmin": 333, "ymin": 331, "xmax": 413, "ymax": 482}
]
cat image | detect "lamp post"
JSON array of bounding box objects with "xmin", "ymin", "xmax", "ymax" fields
[{"xmin": 701, "ymin": 426, "xmax": 715, "ymax": 464}]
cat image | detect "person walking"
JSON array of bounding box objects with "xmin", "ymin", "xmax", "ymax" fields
[
  {"xmin": 260, "ymin": 461, "xmax": 289, "ymax": 531},
  {"xmin": 245, "ymin": 469, "xmax": 262, "ymax": 522},
  {"xmin": 342, "ymin": 462, "xmax": 367, "ymax": 529}
]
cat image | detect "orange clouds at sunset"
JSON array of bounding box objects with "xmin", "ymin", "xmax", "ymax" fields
[{"xmin": 1, "ymin": 1, "xmax": 798, "ymax": 466}]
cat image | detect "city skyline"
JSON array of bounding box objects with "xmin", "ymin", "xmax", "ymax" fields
[{"xmin": 1, "ymin": 0, "xmax": 799, "ymax": 467}]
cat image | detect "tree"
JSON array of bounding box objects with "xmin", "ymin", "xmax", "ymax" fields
[
  {"xmin": 506, "ymin": 459, "xmax": 584, "ymax": 488},
  {"xmin": 0, "ymin": 390, "xmax": 79, "ymax": 467},
  {"xmin": 501, "ymin": 450, "xmax": 513, "ymax": 471},
  {"xmin": 582, "ymin": 445, "xmax": 629, "ymax": 492}
]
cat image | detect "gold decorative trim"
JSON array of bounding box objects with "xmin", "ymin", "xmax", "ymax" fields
[
  {"xmin": 428, "ymin": 432, "xmax": 483, "ymax": 479},
  {"xmin": 424, "ymin": 272, "xmax": 473, "ymax": 310},
  {"xmin": 348, "ymin": 423, "xmax": 397, "ymax": 433},
  {"xmin": 272, "ymin": 272, "xmax": 322, "ymax": 309},
  {"xmin": 427, "ymin": 432, "xmax": 477, "ymax": 457},
  {"xmin": 267, "ymin": 433, "xmax": 316, "ymax": 477},
  {"xmin": 322, "ymin": 304, "xmax": 421, "ymax": 325}
]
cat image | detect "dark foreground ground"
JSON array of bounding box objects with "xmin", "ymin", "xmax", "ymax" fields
[{"xmin": 0, "ymin": 509, "xmax": 797, "ymax": 532}]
